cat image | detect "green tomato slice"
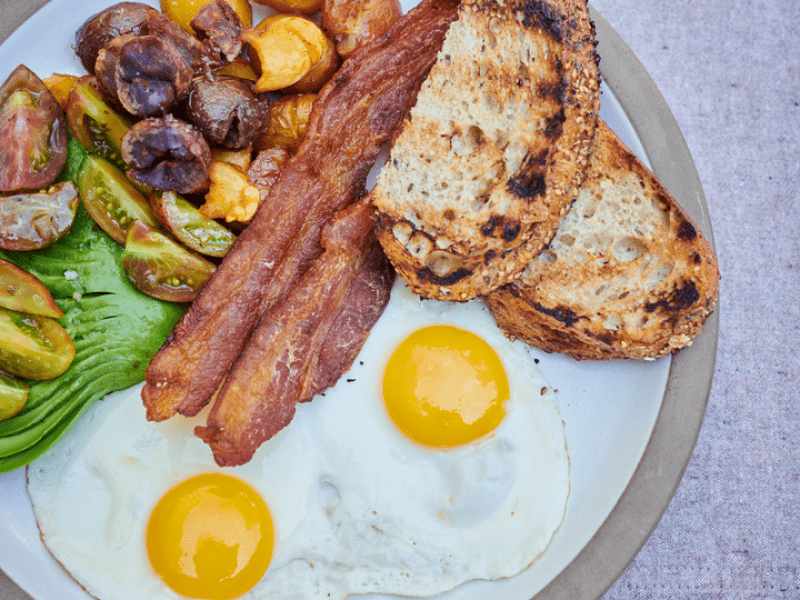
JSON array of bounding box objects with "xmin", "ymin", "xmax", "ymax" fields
[
  {"xmin": 66, "ymin": 78, "xmax": 132, "ymax": 170},
  {"xmin": 0, "ymin": 307, "xmax": 75, "ymax": 380},
  {"xmin": 0, "ymin": 258, "xmax": 62, "ymax": 318},
  {"xmin": 122, "ymin": 220, "xmax": 216, "ymax": 302},
  {"xmin": 150, "ymin": 190, "xmax": 236, "ymax": 258},
  {"xmin": 78, "ymin": 154, "xmax": 158, "ymax": 245},
  {"xmin": 0, "ymin": 372, "xmax": 29, "ymax": 421}
]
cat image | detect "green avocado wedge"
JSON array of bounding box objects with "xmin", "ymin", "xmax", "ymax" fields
[{"xmin": 0, "ymin": 136, "xmax": 187, "ymax": 472}]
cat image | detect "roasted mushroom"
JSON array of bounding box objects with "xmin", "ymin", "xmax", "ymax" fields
[
  {"xmin": 187, "ymin": 75, "xmax": 270, "ymax": 150},
  {"xmin": 122, "ymin": 115, "xmax": 212, "ymax": 194},
  {"xmin": 143, "ymin": 11, "xmax": 207, "ymax": 73},
  {"xmin": 74, "ymin": 2, "xmax": 159, "ymax": 75},
  {"xmin": 95, "ymin": 35, "xmax": 192, "ymax": 117},
  {"xmin": 191, "ymin": 0, "xmax": 245, "ymax": 67}
]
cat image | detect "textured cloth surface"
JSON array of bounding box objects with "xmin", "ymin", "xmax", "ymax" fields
[
  {"xmin": 1, "ymin": 0, "xmax": 799, "ymax": 599},
  {"xmin": 591, "ymin": 0, "xmax": 800, "ymax": 598}
]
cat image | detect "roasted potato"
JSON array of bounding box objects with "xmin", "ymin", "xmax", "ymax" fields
[
  {"xmin": 160, "ymin": 0, "xmax": 252, "ymax": 32},
  {"xmin": 200, "ymin": 161, "xmax": 262, "ymax": 224},
  {"xmin": 251, "ymin": 0, "xmax": 323, "ymax": 15},
  {"xmin": 215, "ymin": 57, "xmax": 259, "ymax": 81},
  {"xmin": 253, "ymin": 93, "xmax": 315, "ymax": 154},
  {"xmin": 244, "ymin": 15, "xmax": 338, "ymax": 93},
  {"xmin": 321, "ymin": 0, "xmax": 402, "ymax": 58}
]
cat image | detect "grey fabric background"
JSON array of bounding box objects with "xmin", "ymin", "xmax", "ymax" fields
[
  {"xmin": 591, "ymin": 0, "xmax": 800, "ymax": 597},
  {"xmin": 1, "ymin": 0, "xmax": 798, "ymax": 598}
]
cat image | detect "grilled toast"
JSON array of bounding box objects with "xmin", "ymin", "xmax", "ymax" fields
[
  {"xmin": 486, "ymin": 119, "xmax": 719, "ymax": 360},
  {"xmin": 371, "ymin": 0, "xmax": 600, "ymax": 301}
]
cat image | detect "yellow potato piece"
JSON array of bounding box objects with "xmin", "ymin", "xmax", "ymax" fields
[
  {"xmin": 215, "ymin": 57, "xmax": 259, "ymax": 82},
  {"xmin": 211, "ymin": 146, "xmax": 253, "ymax": 170},
  {"xmin": 200, "ymin": 162, "xmax": 262, "ymax": 224},
  {"xmin": 244, "ymin": 15, "xmax": 331, "ymax": 93},
  {"xmin": 161, "ymin": 0, "xmax": 253, "ymax": 31},
  {"xmin": 253, "ymin": 93, "xmax": 316, "ymax": 154},
  {"xmin": 252, "ymin": 0, "xmax": 323, "ymax": 16}
]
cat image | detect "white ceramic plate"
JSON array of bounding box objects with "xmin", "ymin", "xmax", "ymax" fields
[{"xmin": 0, "ymin": 1, "xmax": 718, "ymax": 599}]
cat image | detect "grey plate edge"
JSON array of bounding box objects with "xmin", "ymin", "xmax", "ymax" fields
[
  {"xmin": 0, "ymin": 3, "xmax": 721, "ymax": 600},
  {"xmin": 533, "ymin": 7, "xmax": 720, "ymax": 600}
]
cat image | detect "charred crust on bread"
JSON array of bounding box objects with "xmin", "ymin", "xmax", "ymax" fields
[
  {"xmin": 545, "ymin": 109, "xmax": 566, "ymax": 138},
  {"xmin": 516, "ymin": 0, "xmax": 566, "ymax": 41},
  {"xmin": 533, "ymin": 302, "xmax": 580, "ymax": 327},
  {"xmin": 418, "ymin": 266, "xmax": 473, "ymax": 285},
  {"xmin": 371, "ymin": 0, "xmax": 601, "ymax": 301},
  {"xmin": 676, "ymin": 215, "xmax": 698, "ymax": 241},
  {"xmin": 506, "ymin": 150, "xmax": 550, "ymax": 199},
  {"xmin": 645, "ymin": 280, "xmax": 701, "ymax": 313},
  {"xmin": 485, "ymin": 120, "xmax": 719, "ymax": 360},
  {"xmin": 480, "ymin": 216, "xmax": 522, "ymax": 242}
]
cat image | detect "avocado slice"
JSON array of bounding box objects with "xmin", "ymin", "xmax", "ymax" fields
[{"xmin": 0, "ymin": 137, "xmax": 186, "ymax": 472}]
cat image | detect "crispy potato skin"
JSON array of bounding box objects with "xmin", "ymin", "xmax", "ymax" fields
[
  {"xmin": 322, "ymin": 0, "xmax": 402, "ymax": 58},
  {"xmin": 142, "ymin": 0, "xmax": 460, "ymax": 422}
]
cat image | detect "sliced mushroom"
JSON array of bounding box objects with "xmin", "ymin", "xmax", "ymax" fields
[
  {"xmin": 122, "ymin": 115, "xmax": 211, "ymax": 194},
  {"xmin": 96, "ymin": 35, "xmax": 192, "ymax": 117},
  {"xmin": 191, "ymin": 0, "xmax": 244, "ymax": 67},
  {"xmin": 187, "ymin": 75, "xmax": 270, "ymax": 150},
  {"xmin": 144, "ymin": 11, "xmax": 206, "ymax": 73},
  {"xmin": 74, "ymin": 2, "xmax": 158, "ymax": 75}
]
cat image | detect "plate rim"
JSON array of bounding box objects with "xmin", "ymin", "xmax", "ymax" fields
[{"xmin": 533, "ymin": 7, "xmax": 720, "ymax": 599}]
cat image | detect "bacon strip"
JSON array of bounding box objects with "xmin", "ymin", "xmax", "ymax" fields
[
  {"xmin": 300, "ymin": 241, "xmax": 394, "ymax": 402},
  {"xmin": 142, "ymin": 0, "xmax": 460, "ymax": 422},
  {"xmin": 194, "ymin": 197, "xmax": 393, "ymax": 466}
]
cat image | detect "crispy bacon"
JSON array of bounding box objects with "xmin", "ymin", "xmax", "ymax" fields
[
  {"xmin": 300, "ymin": 241, "xmax": 394, "ymax": 401},
  {"xmin": 142, "ymin": 0, "xmax": 459, "ymax": 422},
  {"xmin": 194, "ymin": 197, "xmax": 394, "ymax": 466}
]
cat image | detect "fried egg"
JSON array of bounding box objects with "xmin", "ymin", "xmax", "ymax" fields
[{"xmin": 27, "ymin": 279, "xmax": 569, "ymax": 600}]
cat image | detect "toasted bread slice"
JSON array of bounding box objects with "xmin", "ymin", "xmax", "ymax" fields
[
  {"xmin": 486, "ymin": 120, "xmax": 719, "ymax": 360},
  {"xmin": 371, "ymin": 0, "xmax": 600, "ymax": 301}
]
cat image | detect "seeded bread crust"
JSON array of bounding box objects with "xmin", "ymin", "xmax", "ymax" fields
[
  {"xmin": 486, "ymin": 120, "xmax": 720, "ymax": 360},
  {"xmin": 371, "ymin": 0, "xmax": 600, "ymax": 301}
]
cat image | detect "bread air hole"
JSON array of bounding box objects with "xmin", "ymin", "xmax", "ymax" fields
[
  {"xmin": 450, "ymin": 125, "xmax": 483, "ymax": 156},
  {"xmin": 408, "ymin": 231, "xmax": 433, "ymax": 258},
  {"xmin": 613, "ymin": 237, "xmax": 646, "ymax": 262},
  {"xmin": 603, "ymin": 313, "xmax": 622, "ymax": 331},
  {"xmin": 649, "ymin": 263, "xmax": 673, "ymax": 286},
  {"xmin": 539, "ymin": 249, "xmax": 557, "ymax": 264},
  {"xmin": 426, "ymin": 250, "xmax": 463, "ymax": 278}
]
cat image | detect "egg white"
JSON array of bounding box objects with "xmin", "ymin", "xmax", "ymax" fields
[{"xmin": 27, "ymin": 278, "xmax": 569, "ymax": 600}]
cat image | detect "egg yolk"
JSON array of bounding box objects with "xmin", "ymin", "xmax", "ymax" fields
[
  {"xmin": 146, "ymin": 473, "xmax": 273, "ymax": 600},
  {"xmin": 382, "ymin": 325, "xmax": 509, "ymax": 447}
]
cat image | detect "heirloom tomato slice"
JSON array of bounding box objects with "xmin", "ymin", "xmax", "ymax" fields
[
  {"xmin": 77, "ymin": 155, "xmax": 159, "ymax": 245},
  {"xmin": 150, "ymin": 191, "xmax": 236, "ymax": 257},
  {"xmin": 0, "ymin": 258, "xmax": 63, "ymax": 318},
  {"xmin": 66, "ymin": 78, "xmax": 132, "ymax": 170},
  {"xmin": 0, "ymin": 181, "xmax": 79, "ymax": 251},
  {"xmin": 0, "ymin": 307, "xmax": 75, "ymax": 380},
  {"xmin": 0, "ymin": 371, "xmax": 29, "ymax": 421},
  {"xmin": 0, "ymin": 65, "xmax": 68, "ymax": 192},
  {"xmin": 122, "ymin": 220, "xmax": 216, "ymax": 302}
]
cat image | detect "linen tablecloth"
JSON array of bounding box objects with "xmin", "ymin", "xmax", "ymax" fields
[{"xmin": 592, "ymin": 0, "xmax": 800, "ymax": 597}]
